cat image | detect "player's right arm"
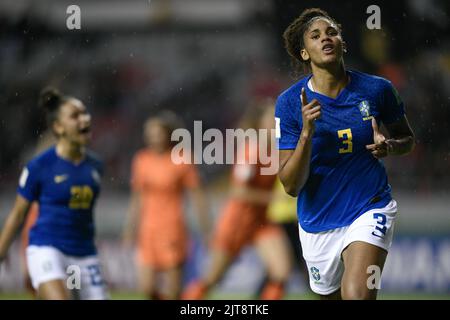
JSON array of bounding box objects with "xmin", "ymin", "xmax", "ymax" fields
[
  {"xmin": 0, "ymin": 195, "xmax": 32, "ymax": 263},
  {"xmin": 278, "ymin": 88, "xmax": 321, "ymax": 197},
  {"xmin": 0, "ymin": 163, "xmax": 40, "ymax": 264}
]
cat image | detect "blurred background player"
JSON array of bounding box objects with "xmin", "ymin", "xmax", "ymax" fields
[
  {"xmin": 182, "ymin": 101, "xmax": 292, "ymax": 300},
  {"xmin": 0, "ymin": 87, "xmax": 108, "ymax": 300},
  {"xmin": 276, "ymin": 8, "xmax": 415, "ymax": 299},
  {"xmin": 122, "ymin": 111, "xmax": 209, "ymax": 300},
  {"xmin": 255, "ymin": 177, "xmax": 310, "ymax": 297}
]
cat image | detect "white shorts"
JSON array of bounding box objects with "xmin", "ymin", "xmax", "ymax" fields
[
  {"xmin": 298, "ymin": 199, "xmax": 397, "ymax": 295},
  {"xmin": 26, "ymin": 245, "xmax": 109, "ymax": 300}
]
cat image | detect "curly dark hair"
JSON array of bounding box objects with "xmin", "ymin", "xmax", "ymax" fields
[
  {"xmin": 38, "ymin": 87, "xmax": 71, "ymax": 130},
  {"xmin": 283, "ymin": 8, "xmax": 342, "ymax": 77}
]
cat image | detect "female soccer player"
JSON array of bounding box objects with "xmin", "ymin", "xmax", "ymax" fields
[
  {"xmin": 0, "ymin": 87, "xmax": 108, "ymax": 300},
  {"xmin": 276, "ymin": 8, "xmax": 415, "ymax": 299},
  {"xmin": 182, "ymin": 103, "xmax": 292, "ymax": 300},
  {"xmin": 122, "ymin": 112, "xmax": 209, "ymax": 300}
]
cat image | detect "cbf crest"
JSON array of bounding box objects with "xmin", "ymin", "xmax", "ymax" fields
[{"xmin": 358, "ymin": 100, "xmax": 373, "ymax": 121}]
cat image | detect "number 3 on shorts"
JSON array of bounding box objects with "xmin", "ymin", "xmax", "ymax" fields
[{"xmin": 372, "ymin": 213, "xmax": 387, "ymax": 238}]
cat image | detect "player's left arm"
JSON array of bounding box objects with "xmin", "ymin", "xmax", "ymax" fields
[
  {"xmin": 366, "ymin": 81, "xmax": 415, "ymax": 159},
  {"xmin": 383, "ymin": 115, "xmax": 415, "ymax": 155},
  {"xmin": 366, "ymin": 116, "xmax": 415, "ymax": 159},
  {"xmin": 0, "ymin": 195, "xmax": 32, "ymax": 263}
]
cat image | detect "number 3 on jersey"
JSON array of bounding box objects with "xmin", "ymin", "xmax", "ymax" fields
[
  {"xmin": 337, "ymin": 128, "xmax": 353, "ymax": 154},
  {"xmin": 69, "ymin": 186, "xmax": 94, "ymax": 209}
]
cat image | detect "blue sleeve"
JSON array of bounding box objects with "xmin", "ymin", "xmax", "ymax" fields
[
  {"xmin": 87, "ymin": 151, "xmax": 104, "ymax": 176},
  {"xmin": 96, "ymin": 160, "xmax": 105, "ymax": 177},
  {"xmin": 379, "ymin": 80, "xmax": 405, "ymax": 125},
  {"xmin": 275, "ymin": 92, "xmax": 301, "ymax": 150},
  {"xmin": 17, "ymin": 161, "xmax": 41, "ymax": 202}
]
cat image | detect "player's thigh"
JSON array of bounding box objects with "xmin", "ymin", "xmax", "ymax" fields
[
  {"xmin": 139, "ymin": 229, "xmax": 188, "ymax": 270},
  {"xmin": 203, "ymin": 249, "xmax": 233, "ymax": 285},
  {"xmin": 26, "ymin": 245, "xmax": 69, "ymax": 299},
  {"xmin": 341, "ymin": 241, "xmax": 387, "ymax": 300},
  {"xmin": 72, "ymin": 256, "xmax": 109, "ymax": 300},
  {"xmin": 38, "ymin": 279, "xmax": 70, "ymax": 300},
  {"xmin": 254, "ymin": 226, "xmax": 292, "ymax": 280},
  {"xmin": 208, "ymin": 218, "xmax": 246, "ymax": 284},
  {"xmin": 340, "ymin": 199, "xmax": 397, "ymax": 299},
  {"xmin": 212, "ymin": 218, "xmax": 251, "ymax": 258}
]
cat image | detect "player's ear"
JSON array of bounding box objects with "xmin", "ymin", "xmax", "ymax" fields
[
  {"xmin": 300, "ymin": 48, "xmax": 310, "ymax": 62},
  {"xmin": 53, "ymin": 121, "xmax": 64, "ymax": 136},
  {"xmin": 342, "ymin": 40, "xmax": 347, "ymax": 53}
]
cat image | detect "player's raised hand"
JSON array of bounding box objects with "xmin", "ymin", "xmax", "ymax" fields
[
  {"xmin": 300, "ymin": 87, "xmax": 321, "ymax": 137},
  {"xmin": 366, "ymin": 117, "xmax": 391, "ymax": 159}
]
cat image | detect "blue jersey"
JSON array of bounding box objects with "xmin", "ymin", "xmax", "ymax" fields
[
  {"xmin": 275, "ymin": 70, "xmax": 405, "ymax": 233},
  {"xmin": 17, "ymin": 146, "xmax": 103, "ymax": 256}
]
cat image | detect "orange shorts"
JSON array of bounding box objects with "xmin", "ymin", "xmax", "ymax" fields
[
  {"xmin": 212, "ymin": 201, "xmax": 283, "ymax": 257},
  {"xmin": 136, "ymin": 230, "xmax": 189, "ymax": 270}
]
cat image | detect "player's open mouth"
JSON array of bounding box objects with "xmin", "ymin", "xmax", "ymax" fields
[
  {"xmin": 322, "ymin": 43, "xmax": 334, "ymax": 53},
  {"xmin": 79, "ymin": 126, "xmax": 91, "ymax": 134}
]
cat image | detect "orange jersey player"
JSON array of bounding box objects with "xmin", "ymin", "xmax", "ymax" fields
[
  {"xmin": 183, "ymin": 102, "xmax": 292, "ymax": 300},
  {"xmin": 123, "ymin": 112, "xmax": 208, "ymax": 300},
  {"xmin": 213, "ymin": 142, "xmax": 278, "ymax": 259}
]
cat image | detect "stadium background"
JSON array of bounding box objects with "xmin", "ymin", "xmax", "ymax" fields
[{"xmin": 0, "ymin": 0, "xmax": 449, "ymax": 299}]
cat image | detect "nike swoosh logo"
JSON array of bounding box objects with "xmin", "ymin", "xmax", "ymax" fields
[{"xmin": 54, "ymin": 175, "xmax": 69, "ymax": 184}]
